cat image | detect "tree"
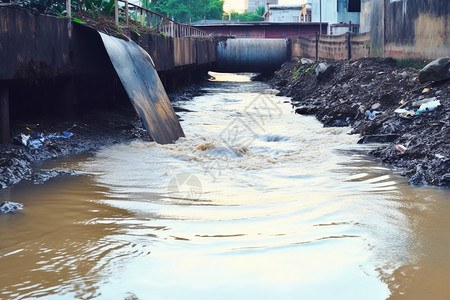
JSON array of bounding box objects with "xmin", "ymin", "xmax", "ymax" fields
[
  {"xmin": 238, "ymin": 12, "xmax": 262, "ymax": 22},
  {"xmin": 150, "ymin": 0, "xmax": 224, "ymax": 23},
  {"xmin": 256, "ymin": 5, "xmax": 265, "ymax": 17}
]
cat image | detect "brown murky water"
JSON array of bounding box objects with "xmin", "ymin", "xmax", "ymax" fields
[{"xmin": 1, "ymin": 74, "xmax": 449, "ymax": 299}]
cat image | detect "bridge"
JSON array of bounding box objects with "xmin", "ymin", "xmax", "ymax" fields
[
  {"xmin": 193, "ymin": 21, "xmax": 328, "ymax": 73},
  {"xmin": 192, "ymin": 21, "xmax": 327, "ymax": 39}
]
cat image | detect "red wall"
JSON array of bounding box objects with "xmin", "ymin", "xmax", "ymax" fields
[{"xmin": 193, "ymin": 23, "xmax": 327, "ymax": 39}]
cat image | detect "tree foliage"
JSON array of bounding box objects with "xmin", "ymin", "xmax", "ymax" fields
[
  {"xmin": 255, "ymin": 5, "xmax": 265, "ymax": 17},
  {"xmin": 226, "ymin": 10, "xmax": 262, "ymax": 22},
  {"xmin": 150, "ymin": 0, "xmax": 224, "ymax": 23}
]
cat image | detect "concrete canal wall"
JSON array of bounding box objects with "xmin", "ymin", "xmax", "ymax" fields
[
  {"xmin": 0, "ymin": 7, "xmax": 216, "ymax": 143},
  {"xmin": 370, "ymin": 0, "xmax": 449, "ymax": 59}
]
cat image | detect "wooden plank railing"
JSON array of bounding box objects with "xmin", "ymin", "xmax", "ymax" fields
[{"xmin": 116, "ymin": 0, "xmax": 209, "ymax": 37}]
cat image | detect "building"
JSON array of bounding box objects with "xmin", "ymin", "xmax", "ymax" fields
[
  {"xmin": 247, "ymin": 0, "xmax": 278, "ymax": 13},
  {"xmin": 310, "ymin": 0, "xmax": 361, "ymax": 34},
  {"xmin": 266, "ymin": 4, "xmax": 309, "ymax": 22},
  {"xmin": 266, "ymin": 3, "xmax": 312, "ymax": 22}
]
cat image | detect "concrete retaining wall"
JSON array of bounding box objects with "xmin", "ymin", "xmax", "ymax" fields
[
  {"xmin": 0, "ymin": 7, "xmax": 73, "ymax": 80},
  {"xmin": 291, "ymin": 36, "xmax": 317, "ymax": 59},
  {"xmin": 139, "ymin": 34, "xmax": 174, "ymax": 71},
  {"xmin": 0, "ymin": 6, "xmax": 216, "ymax": 142},
  {"xmin": 136, "ymin": 35, "xmax": 215, "ymax": 71},
  {"xmin": 291, "ymin": 32, "xmax": 370, "ymax": 61},
  {"xmin": 371, "ymin": 0, "xmax": 449, "ymax": 59}
]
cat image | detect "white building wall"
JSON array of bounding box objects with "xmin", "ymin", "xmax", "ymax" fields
[
  {"xmin": 270, "ymin": 9, "xmax": 301, "ymax": 22},
  {"xmin": 311, "ymin": 0, "xmax": 338, "ymax": 23},
  {"xmin": 337, "ymin": 0, "xmax": 360, "ymax": 25},
  {"xmin": 311, "ymin": 0, "xmax": 360, "ymax": 34},
  {"xmin": 311, "ymin": 0, "xmax": 337, "ymax": 34},
  {"xmin": 359, "ymin": 0, "xmax": 371, "ymax": 33}
]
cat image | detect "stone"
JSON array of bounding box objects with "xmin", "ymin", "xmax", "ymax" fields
[
  {"xmin": 315, "ymin": 63, "xmax": 332, "ymax": 81},
  {"xmin": 418, "ymin": 57, "xmax": 450, "ymax": 83},
  {"xmin": 357, "ymin": 134, "xmax": 400, "ymax": 144},
  {"xmin": 295, "ymin": 106, "xmax": 317, "ymax": 115},
  {"xmin": 315, "ymin": 63, "xmax": 329, "ymax": 76}
]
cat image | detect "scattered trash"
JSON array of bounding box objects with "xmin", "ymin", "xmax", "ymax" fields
[
  {"xmin": 422, "ymin": 88, "xmax": 431, "ymax": 93},
  {"xmin": 371, "ymin": 103, "xmax": 381, "ymax": 110},
  {"xmin": 395, "ymin": 144, "xmax": 407, "ymax": 152},
  {"xmin": 300, "ymin": 58, "xmax": 314, "ymax": 65},
  {"xmin": 15, "ymin": 127, "xmax": 75, "ymax": 149},
  {"xmin": 412, "ymin": 97, "xmax": 437, "ymax": 107},
  {"xmin": 394, "ymin": 108, "xmax": 417, "ymax": 118},
  {"xmin": 416, "ymin": 100, "xmax": 441, "ymax": 114},
  {"xmin": 0, "ymin": 201, "xmax": 23, "ymax": 214},
  {"xmin": 394, "ymin": 97, "xmax": 441, "ymax": 117},
  {"xmin": 365, "ymin": 110, "xmax": 381, "ymax": 120}
]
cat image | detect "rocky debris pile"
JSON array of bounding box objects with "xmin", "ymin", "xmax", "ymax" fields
[{"xmin": 270, "ymin": 57, "xmax": 450, "ymax": 187}]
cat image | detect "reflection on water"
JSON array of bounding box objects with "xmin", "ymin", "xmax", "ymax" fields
[{"xmin": 1, "ymin": 73, "xmax": 449, "ymax": 299}]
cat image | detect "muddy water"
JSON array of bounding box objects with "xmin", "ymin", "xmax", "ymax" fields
[{"xmin": 1, "ymin": 73, "xmax": 449, "ymax": 299}]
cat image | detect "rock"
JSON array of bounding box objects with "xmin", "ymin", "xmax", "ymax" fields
[
  {"xmin": 315, "ymin": 63, "xmax": 332, "ymax": 81},
  {"xmin": 0, "ymin": 201, "xmax": 23, "ymax": 214},
  {"xmin": 315, "ymin": 63, "xmax": 329, "ymax": 77},
  {"xmin": 408, "ymin": 165, "xmax": 427, "ymax": 186},
  {"xmin": 357, "ymin": 134, "xmax": 400, "ymax": 144},
  {"xmin": 295, "ymin": 106, "xmax": 318, "ymax": 115},
  {"xmin": 418, "ymin": 57, "xmax": 450, "ymax": 83}
]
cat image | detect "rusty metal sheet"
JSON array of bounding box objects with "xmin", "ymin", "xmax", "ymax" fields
[{"xmin": 99, "ymin": 32, "xmax": 184, "ymax": 144}]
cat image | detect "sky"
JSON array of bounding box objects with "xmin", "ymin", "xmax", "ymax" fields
[{"xmin": 224, "ymin": 0, "xmax": 301, "ymax": 13}]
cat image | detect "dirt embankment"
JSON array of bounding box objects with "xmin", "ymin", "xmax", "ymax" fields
[{"xmin": 270, "ymin": 57, "xmax": 450, "ymax": 187}]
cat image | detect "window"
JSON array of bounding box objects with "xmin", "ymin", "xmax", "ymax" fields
[{"xmin": 348, "ymin": 0, "xmax": 361, "ymax": 12}]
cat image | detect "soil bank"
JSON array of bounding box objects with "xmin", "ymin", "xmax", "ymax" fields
[{"xmin": 269, "ymin": 57, "xmax": 450, "ymax": 187}]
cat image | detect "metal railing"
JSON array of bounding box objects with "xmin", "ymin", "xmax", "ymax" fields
[{"xmin": 116, "ymin": 0, "xmax": 209, "ymax": 37}]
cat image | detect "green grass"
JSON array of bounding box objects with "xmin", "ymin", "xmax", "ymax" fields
[
  {"xmin": 292, "ymin": 62, "xmax": 316, "ymax": 79},
  {"xmin": 396, "ymin": 58, "xmax": 430, "ymax": 70}
]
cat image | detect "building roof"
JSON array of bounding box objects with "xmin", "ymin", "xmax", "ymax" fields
[
  {"xmin": 268, "ymin": 4, "xmax": 307, "ymax": 10},
  {"xmin": 193, "ymin": 21, "xmax": 328, "ymax": 27}
]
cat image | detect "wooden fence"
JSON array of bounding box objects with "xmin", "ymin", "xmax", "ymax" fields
[{"xmin": 291, "ymin": 32, "xmax": 371, "ymax": 61}]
